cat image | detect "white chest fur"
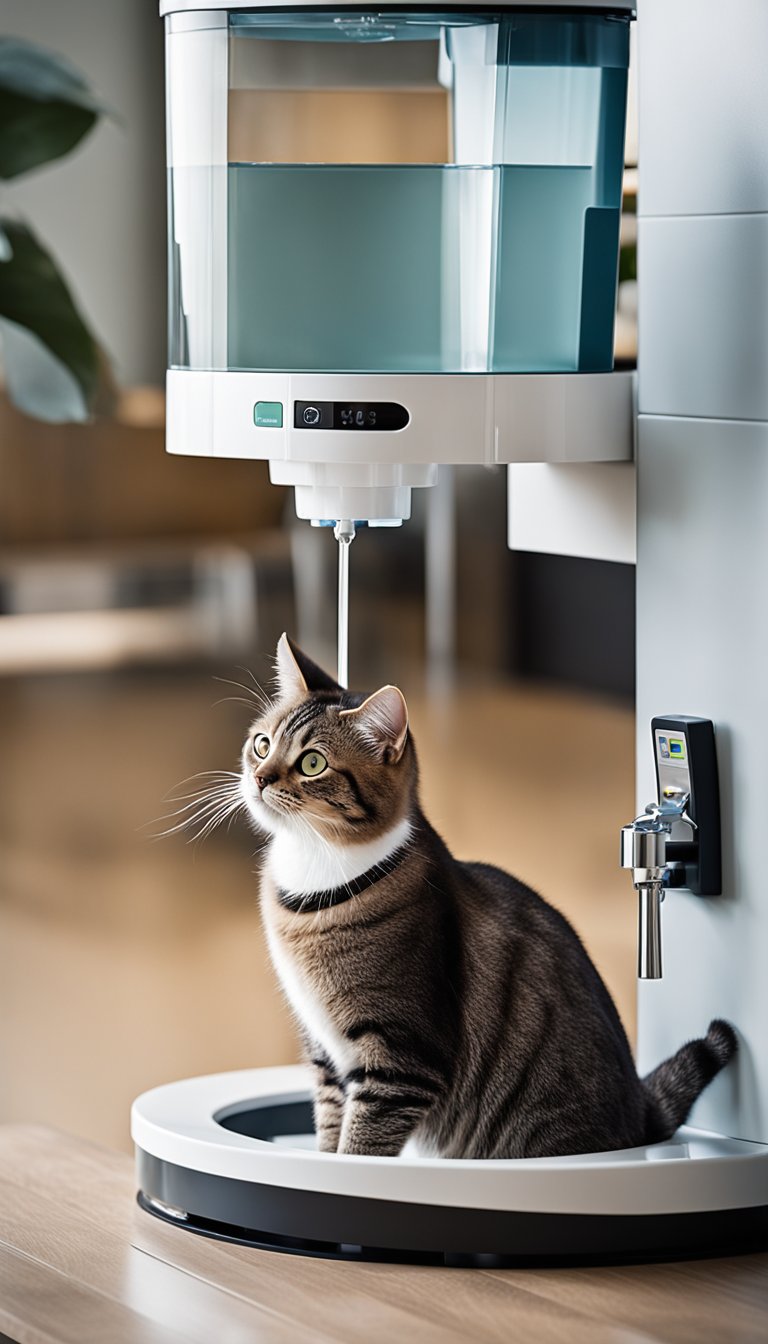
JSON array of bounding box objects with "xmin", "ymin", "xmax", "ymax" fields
[{"xmin": 267, "ymin": 815, "xmax": 411, "ymax": 897}]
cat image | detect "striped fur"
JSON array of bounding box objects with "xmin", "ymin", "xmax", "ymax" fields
[{"xmin": 242, "ymin": 637, "xmax": 738, "ymax": 1159}]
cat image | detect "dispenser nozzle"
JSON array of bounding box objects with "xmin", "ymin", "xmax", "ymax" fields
[
  {"xmin": 333, "ymin": 520, "xmax": 356, "ymax": 546},
  {"xmin": 638, "ymin": 880, "xmax": 664, "ymax": 979}
]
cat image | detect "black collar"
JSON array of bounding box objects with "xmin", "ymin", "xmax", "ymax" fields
[{"xmin": 277, "ymin": 844, "xmax": 408, "ymax": 913}]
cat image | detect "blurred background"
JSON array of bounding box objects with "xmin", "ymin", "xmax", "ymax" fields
[{"xmin": 0, "ymin": 0, "xmax": 637, "ymax": 1153}]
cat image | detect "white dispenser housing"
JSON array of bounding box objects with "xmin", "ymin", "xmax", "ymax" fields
[{"xmin": 163, "ymin": 1, "xmax": 634, "ymax": 522}]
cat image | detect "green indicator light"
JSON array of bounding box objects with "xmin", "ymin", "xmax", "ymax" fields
[{"xmin": 254, "ymin": 401, "xmax": 283, "ymax": 428}]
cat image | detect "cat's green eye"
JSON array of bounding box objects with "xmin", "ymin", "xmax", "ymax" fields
[
  {"xmin": 299, "ymin": 750, "xmax": 327, "ymax": 778},
  {"xmin": 253, "ymin": 734, "xmax": 270, "ymax": 759}
]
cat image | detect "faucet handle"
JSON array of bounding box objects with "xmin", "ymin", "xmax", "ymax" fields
[
  {"xmin": 658, "ymin": 787, "xmax": 697, "ymax": 833},
  {"xmin": 638, "ymin": 789, "xmax": 694, "ymax": 833}
]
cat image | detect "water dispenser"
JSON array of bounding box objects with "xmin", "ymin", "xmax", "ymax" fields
[{"xmin": 164, "ymin": 2, "xmax": 633, "ymax": 521}]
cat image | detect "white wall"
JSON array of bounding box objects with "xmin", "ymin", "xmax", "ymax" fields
[
  {"xmin": 3, "ymin": 0, "xmax": 166, "ymax": 386},
  {"xmin": 636, "ymin": 0, "xmax": 768, "ymax": 1144}
]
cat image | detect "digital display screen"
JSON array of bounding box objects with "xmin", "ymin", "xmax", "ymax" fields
[
  {"xmin": 657, "ymin": 731, "xmax": 687, "ymax": 766},
  {"xmin": 294, "ymin": 401, "xmax": 409, "ymax": 431}
]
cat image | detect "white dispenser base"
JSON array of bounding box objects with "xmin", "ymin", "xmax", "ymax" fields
[
  {"xmin": 132, "ymin": 1066, "xmax": 768, "ymax": 1263},
  {"xmin": 166, "ymin": 369, "xmax": 633, "ymax": 523}
]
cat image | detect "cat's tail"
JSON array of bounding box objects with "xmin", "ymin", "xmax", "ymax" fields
[{"xmin": 642, "ymin": 1019, "xmax": 737, "ymax": 1141}]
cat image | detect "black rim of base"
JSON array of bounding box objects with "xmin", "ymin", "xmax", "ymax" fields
[{"xmin": 136, "ymin": 1189, "xmax": 768, "ymax": 1269}]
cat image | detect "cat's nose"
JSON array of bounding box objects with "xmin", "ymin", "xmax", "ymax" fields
[{"xmin": 255, "ymin": 772, "xmax": 277, "ymax": 791}]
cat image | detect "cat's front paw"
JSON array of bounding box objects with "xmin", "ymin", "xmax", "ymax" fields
[{"xmin": 336, "ymin": 1135, "xmax": 404, "ymax": 1158}]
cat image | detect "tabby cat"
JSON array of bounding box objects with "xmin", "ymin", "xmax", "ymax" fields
[{"xmin": 238, "ymin": 634, "xmax": 736, "ymax": 1160}]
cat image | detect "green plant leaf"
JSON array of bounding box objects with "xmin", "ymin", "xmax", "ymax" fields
[
  {"xmin": 0, "ymin": 318, "xmax": 89, "ymax": 421},
  {"xmin": 0, "ymin": 38, "xmax": 109, "ymax": 179},
  {"xmin": 0, "ymin": 218, "xmax": 109, "ymax": 421}
]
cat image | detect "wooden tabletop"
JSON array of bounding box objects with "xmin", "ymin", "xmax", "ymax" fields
[{"xmin": 0, "ymin": 1126, "xmax": 766, "ymax": 1344}]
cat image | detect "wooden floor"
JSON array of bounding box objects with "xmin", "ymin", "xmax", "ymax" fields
[
  {"xmin": 0, "ymin": 1125, "xmax": 766, "ymax": 1344},
  {"xmin": 0, "ymin": 668, "xmax": 636, "ymax": 1153}
]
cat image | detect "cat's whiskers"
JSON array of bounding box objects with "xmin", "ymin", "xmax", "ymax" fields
[
  {"xmin": 212, "ymin": 694, "xmax": 267, "ymax": 711},
  {"xmin": 190, "ymin": 783, "xmax": 245, "ymax": 834},
  {"xmin": 235, "ymin": 665, "xmax": 274, "ymax": 713},
  {"xmin": 162, "ymin": 770, "xmax": 241, "ymax": 803},
  {"xmin": 190, "ymin": 793, "xmax": 245, "ymax": 844},
  {"xmin": 212, "ymin": 674, "xmax": 272, "ymax": 715},
  {"xmin": 151, "ymin": 781, "xmax": 242, "ymax": 821},
  {"xmin": 148, "ymin": 779, "xmax": 244, "ymax": 840},
  {"xmin": 149, "ymin": 800, "xmax": 239, "ymax": 841},
  {"xmin": 160, "ymin": 785, "xmax": 243, "ymax": 815}
]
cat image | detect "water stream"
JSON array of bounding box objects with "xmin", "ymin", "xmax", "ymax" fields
[{"xmin": 334, "ymin": 521, "xmax": 355, "ymax": 688}]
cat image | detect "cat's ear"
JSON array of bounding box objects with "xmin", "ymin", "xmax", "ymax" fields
[
  {"xmin": 275, "ymin": 633, "xmax": 340, "ymax": 699},
  {"xmin": 339, "ymin": 685, "xmax": 409, "ymax": 763}
]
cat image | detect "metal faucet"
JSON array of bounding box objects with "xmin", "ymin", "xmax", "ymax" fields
[{"xmin": 620, "ymin": 788, "xmax": 697, "ymax": 979}]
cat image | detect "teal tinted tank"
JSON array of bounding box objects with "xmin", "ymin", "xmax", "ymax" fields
[{"xmin": 167, "ymin": 8, "xmax": 630, "ymax": 376}]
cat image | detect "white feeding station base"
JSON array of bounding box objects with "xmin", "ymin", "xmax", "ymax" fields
[{"xmin": 132, "ymin": 1066, "xmax": 768, "ymax": 1264}]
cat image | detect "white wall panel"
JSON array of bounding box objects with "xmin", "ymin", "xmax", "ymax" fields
[
  {"xmin": 638, "ymin": 214, "xmax": 768, "ymax": 421},
  {"xmin": 636, "ymin": 415, "xmax": 768, "ymax": 1143},
  {"xmin": 638, "ymin": 0, "xmax": 768, "ymax": 218}
]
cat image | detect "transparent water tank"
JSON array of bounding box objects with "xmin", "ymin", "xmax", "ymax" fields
[{"xmin": 166, "ymin": 6, "xmax": 630, "ymax": 378}]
